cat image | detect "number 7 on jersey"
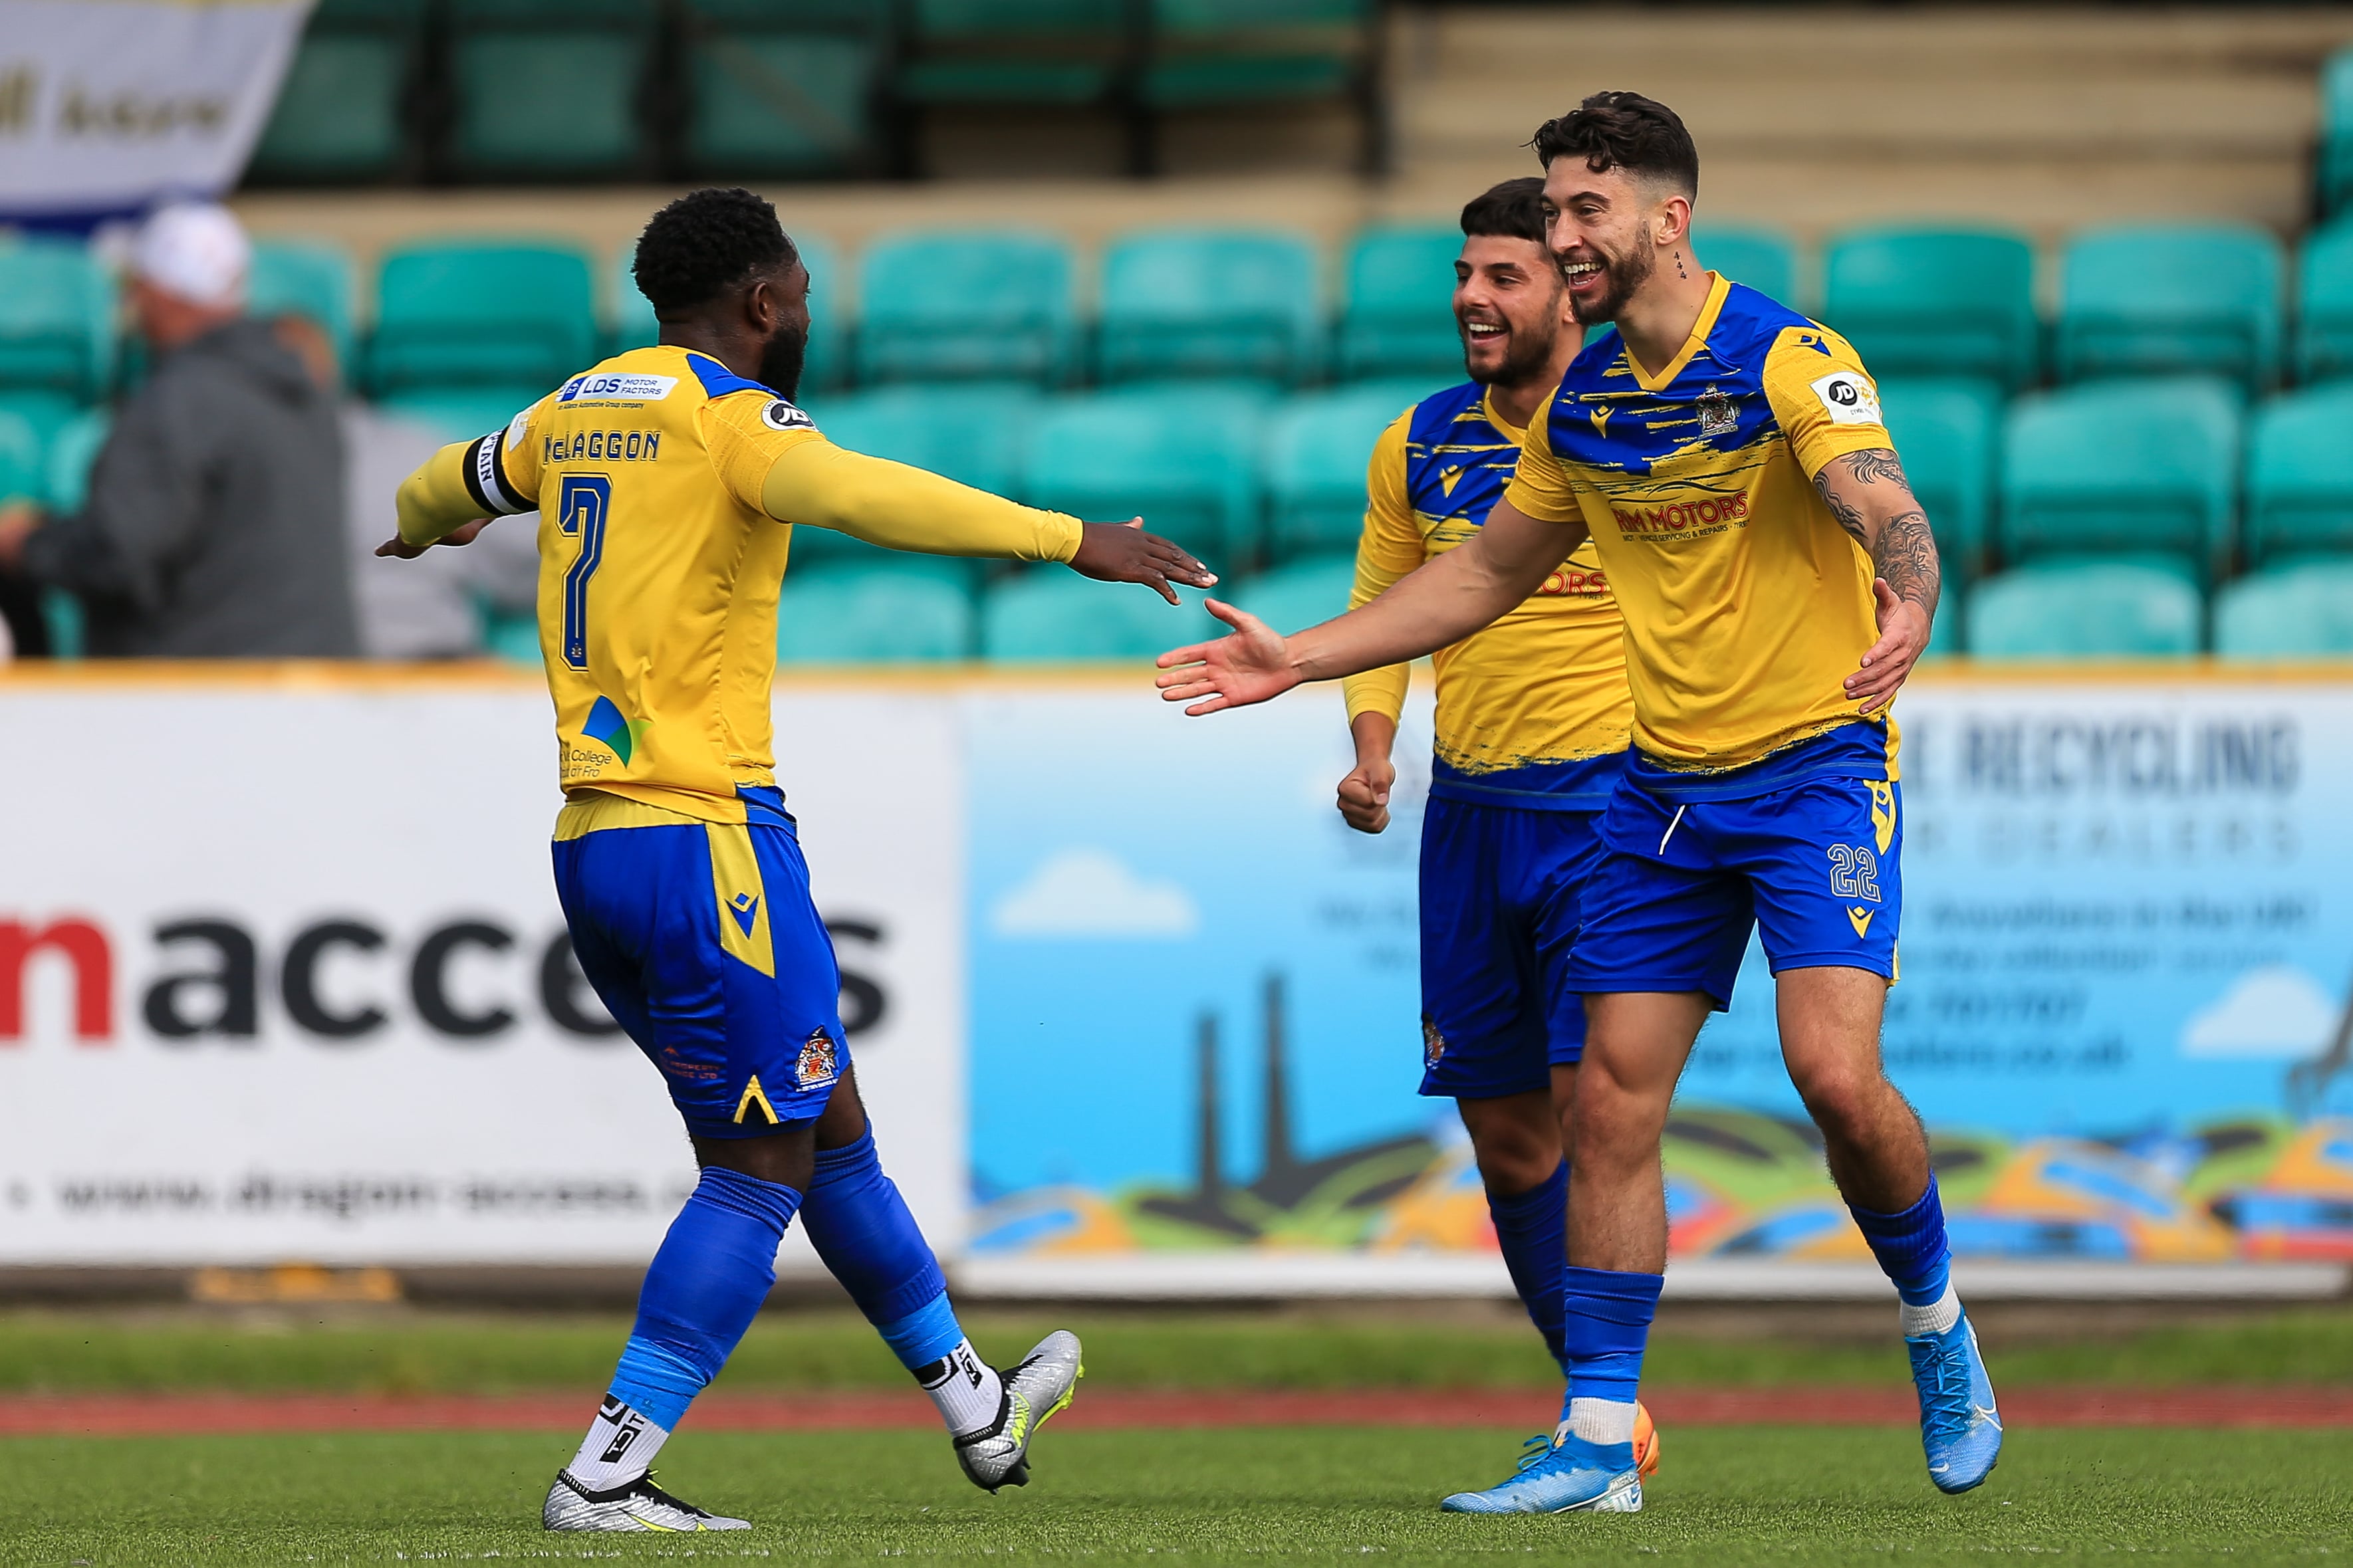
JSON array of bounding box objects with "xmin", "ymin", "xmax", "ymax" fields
[{"xmin": 558, "ymin": 474, "xmax": 612, "ymax": 671}]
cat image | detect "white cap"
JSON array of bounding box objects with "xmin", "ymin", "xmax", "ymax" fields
[{"xmin": 131, "ymin": 202, "xmax": 250, "ymax": 310}]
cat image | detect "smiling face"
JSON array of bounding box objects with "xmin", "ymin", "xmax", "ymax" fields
[
  {"xmin": 1540, "ymin": 158, "xmax": 1687, "ymax": 326},
  {"xmin": 1455, "ymin": 233, "xmax": 1570, "ymax": 387}
]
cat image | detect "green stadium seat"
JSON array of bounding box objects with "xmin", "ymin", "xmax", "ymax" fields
[
  {"xmin": 896, "ymin": 0, "xmax": 1126, "ymax": 110},
  {"xmin": 2055, "ymin": 225, "xmax": 2284, "ymax": 390},
  {"xmin": 1824, "ymin": 227, "xmax": 2038, "ymax": 394},
  {"xmin": 1967, "ymin": 557, "xmax": 2203, "ymax": 660},
  {"xmin": 1336, "ymin": 225, "xmax": 1462, "ymax": 384},
  {"xmin": 2321, "ymin": 47, "xmax": 2353, "ymax": 219},
  {"xmin": 791, "ymin": 384, "xmax": 1039, "ymax": 574},
  {"xmin": 1877, "ymin": 378, "xmax": 1999, "ymax": 580},
  {"xmin": 368, "ymin": 242, "xmax": 596, "ymax": 395},
  {"xmin": 376, "ymin": 388, "xmax": 545, "ymax": 444},
  {"xmin": 483, "ymin": 608, "xmax": 541, "ymax": 665},
  {"xmin": 249, "ymin": 239, "xmax": 358, "ymax": 374},
  {"xmin": 0, "ymin": 410, "xmax": 41, "ymax": 505},
  {"xmin": 249, "ymin": 0, "xmax": 423, "ymax": 183},
  {"xmin": 2245, "ymin": 385, "xmax": 2353, "ymax": 565},
  {"xmin": 0, "ymin": 241, "xmax": 112, "ymax": 399},
  {"xmin": 777, "ymin": 562, "xmax": 977, "ymax": 663},
  {"xmin": 0, "ymin": 391, "xmax": 82, "ymax": 461},
  {"xmin": 1022, "ymin": 386, "xmax": 1266, "ymax": 567},
  {"xmin": 682, "ymin": 0, "xmax": 887, "ymax": 179},
  {"xmin": 1265, "ymin": 384, "xmax": 1414, "ymax": 561},
  {"xmin": 1139, "ymin": 0, "xmax": 1372, "ymax": 116},
  {"xmin": 448, "ymin": 0, "xmax": 658, "ymax": 180},
  {"xmin": 856, "ymin": 231, "xmax": 1077, "ymax": 386},
  {"xmin": 608, "ymin": 235, "xmax": 845, "ymax": 391},
  {"xmin": 1096, "ymin": 229, "xmax": 1321, "ymax": 386},
  {"xmin": 1232, "ymin": 551, "xmax": 1358, "ymax": 632},
  {"xmin": 981, "ymin": 569, "xmax": 1217, "ymax": 661},
  {"xmin": 1693, "ymin": 225, "xmax": 1798, "ymax": 310},
  {"xmin": 2001, "ymin": 378, "xmax": 2240, "ymax": 580},
  {"xmin": 2295, "ymin": 220, "xmax": 2353, "ymax": 385},
  {"xmin": 2214, "ymin": 557, "xmax": 2353, "ymax": 658},
  {"xmin": 43, "ymin": 409, "xmax": 109, "ymax": 513}
]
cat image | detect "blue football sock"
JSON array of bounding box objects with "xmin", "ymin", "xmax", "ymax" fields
[
  {"xmin": 1560, "ymin": 1265, "xmax": 1664, "ymax": 1452},
  {"xmin": 1850, "ymin": 1175, "xmax": 1954, "ymax": 1309},
  {"xmin": 602, "ymin": 1165, "xmax": 802, "ymax": 1435},
  {"xmin": 800, "ymin": 1127, "xmax": 959, "ymax": 1366},
  {"xmin": 1484, "ymin": 1161, "xmax": 1569, "ymax": 1375}
]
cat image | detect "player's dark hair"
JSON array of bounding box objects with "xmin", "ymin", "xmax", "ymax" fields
[
  {"xmin": 1529, "ymin": 92, "xmax": 1699, "ymax": 199},
  {"xmin": 632, "ymin": 187, "xmax": 801, "ymax": 315},
  {"xmin": 1459, "ymin": 177, "xmax": 1547, "ymax": 245}
]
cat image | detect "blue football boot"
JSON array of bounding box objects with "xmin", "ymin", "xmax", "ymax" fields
[
  {"xmin": 1908, "ymin": 1311, "xmax": 2002, "ymax": 1494},
  {"xmin": 1439, "ymin": 1430, "xmax": 1642, "ymax": 1515}
]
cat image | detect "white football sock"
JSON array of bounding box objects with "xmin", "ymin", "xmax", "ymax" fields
[
  {"xmin": 1900, "ymin": 1281, "xmax": 1963, "ymax": 1338},
  {"xmin": 916, "ymin": 1338, "xmax": 1005, "ymax": 1437},
  {"xmin": 1564, "ymin": 1397, "xmax": 1639, "ymax": 1448},
  {"xmin": 568, "ymin": 1395, "xmax": 671, "ymax": 1490}
]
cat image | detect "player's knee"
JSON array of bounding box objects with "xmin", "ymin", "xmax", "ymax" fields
[
  {"xmin": 1459, "ymin": 1095, "xmax": 1560, "ymax": 1193},
  {"xmin": 1790, "ymin": 1064, "xmax": 1886, "ymax": 1141}
]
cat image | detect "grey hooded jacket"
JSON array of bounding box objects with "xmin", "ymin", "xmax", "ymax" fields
[{"xmin": 23, "ymin": 317, "xmax": 358, "ymax": 657}]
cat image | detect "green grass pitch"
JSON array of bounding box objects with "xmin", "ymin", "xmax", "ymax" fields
[{"xmin": 5, "ymin": 1426, "xmax": 2349, "ymax": 1567}]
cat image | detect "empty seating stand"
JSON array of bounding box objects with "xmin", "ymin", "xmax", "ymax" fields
[
  {"xmin": 248, "ymin": 0, "xmax": 424, "ymax": 183},
  {"xmin": 1096, "ymin": 228, "xmax": 1321, "ymax": 387},
  {"xmin": 0, "ymin": 240, "xmax": 114, "ymax": 401},
  {"xmin": 681, "ymin": 0, "xmax": 889, "ymax": 179},
  {"xmin": 1877, "ymin": 378, "xmax": 1999, "ymax": 580},
  {"xmin": 1264, "ymin": 384, "xmax": 1413, "ymax": 562},
  {"xmin": 2322, "ymin": 47, "xmax": 2353, "ymax": 219},
  {"xmin": 2001, "ymin": 378, "xmax": 2241, "ymax": 582},
  {"xmin": 855, "ymin": 231, "xmax": 1077, "ymax": 386},
  {"xmin": 1824, "ymin": 227, "xmax": 2038, "ymax": 395},
  {"xmin": 2244, "ymin": 384, "xmax": 2353, "ymax": 565},
  {"xmin": 894, "ymin": 0, "xmax": 1132, "ymax": 174},
  {"xmin": 797, "ymin": 384, "xmax": 1037, "ymax": 573},
  {"xmin": 368, "ymin": 241, "xmax": 598, "ymax": 398},
  {"xmin": 1232, "ymin": 551, "xmax": 1359, "ymax": 633},
  {"xmin": 1023, "ymin": 386, "xmax": 1265, "ymax": 566},
  {"xmin": 981, "ymin": 570, "xmax": 1216, "ymax": 660},
  {"xmin": 2214, "ymin": 558, "xmax": 2353, "ymax": 657},
  {"xmin": 1336, "ymin": 225, "xmax": 1463, "ymax": 384},
  {"xmin": 1968, "ymin": 558, "xmax": 2203, "ymax": 660},
  {"xmin": 447, "ymin": 0, "xmax": 660, "ymax": 181},
  {"xmin": 2056, "ymin": 225, "xmax": 2285, "ymax": 391},
  {"xmin": 777, "ymin": 562, "xmax": 977, "ymax": 663},
  {"xmin": 1136, "ymin": 0, "xmax": 1384, "ymax": 175},
  {"xmin": 1693, "ymin": 226, "xmax": 1798, "ymax": 310},
  {"xmin": 2297, "ymin": 220, "xmax": 2353, "ymax": 385}
]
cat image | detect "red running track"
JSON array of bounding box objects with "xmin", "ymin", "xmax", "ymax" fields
[{"xmin": 1, "ymin": 1386, "xmax": 2347, "ymax": 1437}]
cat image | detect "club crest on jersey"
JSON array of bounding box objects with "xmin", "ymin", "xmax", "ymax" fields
[
  {"xmin": 1421, "ymin": 1014, "xmax": 1447, "ymax": 1071},
  {"xmin": 761, "ymin": 399, "xmax": 816, "ymax": 433},
  {"xmin": 1695, "ymin": 384, "xmax": 1738, "ymax": 437},
  {"xmin": 797, "ymin": 1027, "xmax": 840, "ymax": 1089}
]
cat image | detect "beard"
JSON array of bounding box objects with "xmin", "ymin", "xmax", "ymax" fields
[
  {"xmin": 1568, "ymin": 239, "xmax": 1656, "ymax": 326},
  {"xmin": 757, "ymin": 323, "xmax": 808, "ymax": 401},
  {"xmin": 1464, "ymin": 318, "xmax": 1564, "ymax": 386}
]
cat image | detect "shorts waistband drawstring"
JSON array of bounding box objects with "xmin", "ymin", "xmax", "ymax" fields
[{"xmin": 1657, "ymin": 803, "xmax": 1688, "ymax": 856}]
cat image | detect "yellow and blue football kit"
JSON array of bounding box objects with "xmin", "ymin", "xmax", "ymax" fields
[
  {"xmin": 1502, "ymin": 274, "xmax": 1905, "ymax": 1004},
  {"xmin": 396, "ymin": 345, "xmax": 1084, "ymax": 1135},
  {"xmin": 1341, "ymin": 382, "xmax": 1632, "ymax": 1098}
]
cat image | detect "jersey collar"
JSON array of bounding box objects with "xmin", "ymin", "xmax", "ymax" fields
[
  {"xmin": 1622, "ymin": 271, "xmax": 1731, "ymax": 393},
  {"xmin": 1479, "ymin": 386, "xmax": 1532, "ymax": 447}
]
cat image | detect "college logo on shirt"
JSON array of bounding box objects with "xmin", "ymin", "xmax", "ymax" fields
[{"xmin": 761, "ymin": 399, "xmax": 816, "ymax": 433}]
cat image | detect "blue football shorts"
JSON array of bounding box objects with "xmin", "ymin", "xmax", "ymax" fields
[
  {"xmin": 551, "ymin": 785, "xmax": 848, "ymax": 1139},
  {"xmin": 1417, "ymin": 796, "xmax": 1608, "ymax": 1100},
  {"xmin": 1566, "ymin": 772, "xmax": 1902, "ymax": 1009}
]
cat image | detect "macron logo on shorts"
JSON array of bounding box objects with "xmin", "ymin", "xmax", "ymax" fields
[{"xmin": 727, "ymin": 892, "xmax": 760, "ymax": 938}]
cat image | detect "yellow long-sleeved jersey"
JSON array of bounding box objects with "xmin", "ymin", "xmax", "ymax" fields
[
  {"xmin": 395, "ymin": 345, "xmax": 1082, "ymax": 821},
  {"xmin": 1505, "ymin": 274, "xmax": 1900, "ymax": 794},
  {"xmin": 1338, "ymin": 382, "xmax": 1632, "ymax": 809}
]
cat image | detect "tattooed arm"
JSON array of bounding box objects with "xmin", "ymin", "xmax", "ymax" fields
[{"xmin": 1814, "ymin": 447, "xmax": 1940, "ymax": 716}]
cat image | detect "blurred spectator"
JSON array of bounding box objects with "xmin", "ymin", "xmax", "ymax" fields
[{"xmin": 0, "ymin": 203, "xmax": 358, "ymax": 657}]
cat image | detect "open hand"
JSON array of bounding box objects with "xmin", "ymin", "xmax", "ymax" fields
[
  {"xmin": 376, "ymin": 518, "xmax": 491, "ymax": 560},
  {"xmin": 1844, "ymin": 578, "xmax": 1929, "ymax": 715},
  {"xmin": 1068, "ymin": 517, "xmax": 1217, "ymax": 606},
  {"xmin": 1155, "ymin": 599, "xmax": 1299, "ymax": 716}
]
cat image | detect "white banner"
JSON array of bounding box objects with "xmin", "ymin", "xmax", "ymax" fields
[
  {"xmin": 0, "ymin": 0, "xmax": 309, "ymax": 222},
  {"xmin": 0, "ymin": 679, "xmax": 965, "ymax": 1267}
]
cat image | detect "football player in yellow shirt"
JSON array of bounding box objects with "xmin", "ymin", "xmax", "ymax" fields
[
  {"xmin": 384, "ymin": 188, "xmax": 1213, "ymax": 1531},
  {"xmin": 1336, "ymin": 177, "xmax": 1656, "ymax": 1486},
  {"xmin": 1158, "ymin": 94, "xmax": 1995, "ymax": 1514}
]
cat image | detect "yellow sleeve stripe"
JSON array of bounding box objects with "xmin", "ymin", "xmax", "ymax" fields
[{"xmin": 705, "ymin": 823, "xmax": 775, "ymax": 978}]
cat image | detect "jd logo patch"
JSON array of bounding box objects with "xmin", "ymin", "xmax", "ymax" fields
[{"xmin": 761, "ymin": 399, "xmax": 816, "ymax": 433}]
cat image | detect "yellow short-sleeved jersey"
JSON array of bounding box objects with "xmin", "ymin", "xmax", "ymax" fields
[
  {"xmin": 396, "ymin": 344, "xmax": 1081, "ymax": 822},
  {"xmin": 1339, "ymin": 382, "xmax": 1630, "ymax": 808},
  {"xmin": 1505, "ymin": 273, "xmax": 1900, "ymax": 784}
]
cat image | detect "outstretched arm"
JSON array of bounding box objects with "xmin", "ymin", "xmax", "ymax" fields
[
  {"xmin": 1814, "ymin": 447, "xmax": 1940, "ymax": 715},
  {"xmin": 1156, "ymin": 498, "xmax": 1586, "ymax": 716},
  {"xmin": 762, "ymin": 439, "xmax": 1215, "ymax": 604}
]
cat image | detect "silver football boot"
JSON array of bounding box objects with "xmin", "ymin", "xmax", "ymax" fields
[
  {"xmin": 954, "ymin": 1329, "xmax": 1084, "ymax": 1492},
  {"xmin": 543, "ymin": 1468, "xmax": 751, "ymax": 1531}
]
